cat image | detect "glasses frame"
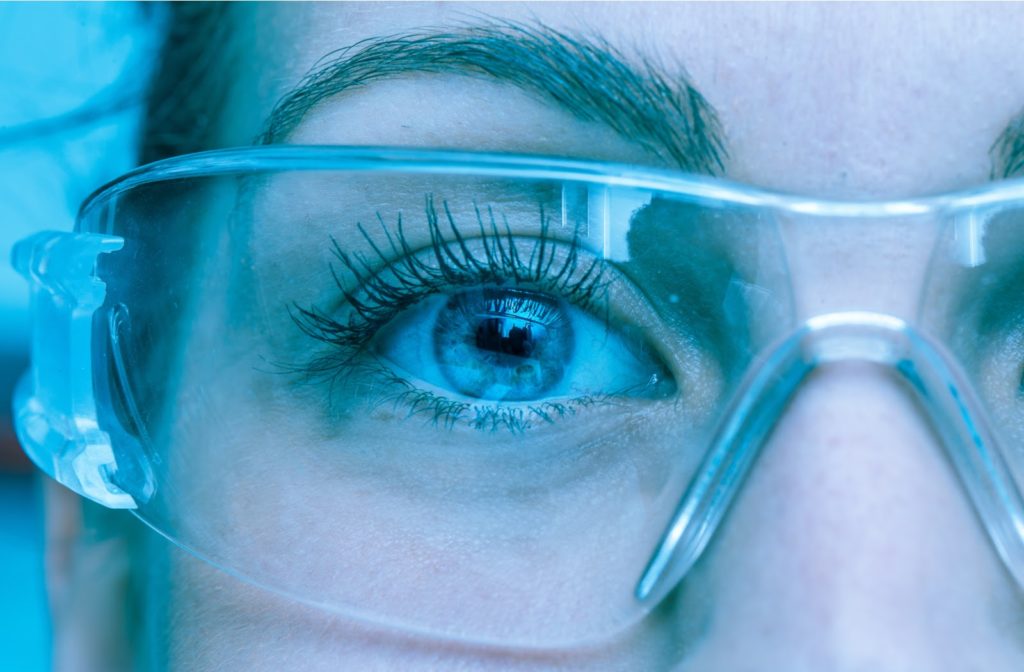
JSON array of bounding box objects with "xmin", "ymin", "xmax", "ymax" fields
[{"xmin": 13, "ymin": 145, "xmax": 1024, "ymax": 645}]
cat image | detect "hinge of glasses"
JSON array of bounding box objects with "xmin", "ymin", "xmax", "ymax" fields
[{"xmin": 11, "ymin": 231, "xmax": 136, "ymax": 509}]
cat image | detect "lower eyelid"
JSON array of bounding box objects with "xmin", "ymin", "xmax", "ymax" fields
[{"xmin": 349, "ymin": 357, "xmax": 615, "ymax": 434}]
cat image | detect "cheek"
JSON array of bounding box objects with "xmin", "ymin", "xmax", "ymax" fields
[
  {"xmin": 156, "ymin": 544, "xmax": 686, "ymax": 672},
  {"xmin": 160, "ymin": 365, "xmax": 699, "ymax": 644}
]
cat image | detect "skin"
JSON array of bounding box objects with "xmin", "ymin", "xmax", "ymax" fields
[{"xmin": 44, "ymin": 2, "xmax": 1024, "ymax": 670}]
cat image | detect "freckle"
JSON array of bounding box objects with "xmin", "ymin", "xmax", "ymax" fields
[{"xmin": 668, "ymin": 293, "xmax": 680, "ymax": 304}]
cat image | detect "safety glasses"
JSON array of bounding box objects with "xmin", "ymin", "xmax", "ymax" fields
[{"xmin": 12, "ymin": 146, "xmax": 1024, "ymax": 647}]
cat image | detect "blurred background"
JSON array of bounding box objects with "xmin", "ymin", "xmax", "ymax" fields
[{"xmin": 0, "ymin": 4, "xmax": 162, "ymax": 669}]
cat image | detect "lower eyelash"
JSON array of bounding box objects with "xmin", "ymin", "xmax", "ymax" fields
[
  {"xmin": 282, "ymin": 351, "xmax": 616, "ymax": 435},
  {"xmin": 363, "ymin": 359, "xmax": 612, "ymax": 434}
]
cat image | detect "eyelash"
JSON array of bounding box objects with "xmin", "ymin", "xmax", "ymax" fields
[
  {"xmin": 367, "ymin": 364, "xmax": 617, "ymax": 433},
  {"xmin": 285, "ymin": 196, "xmax": 612, "ymax": 432}
]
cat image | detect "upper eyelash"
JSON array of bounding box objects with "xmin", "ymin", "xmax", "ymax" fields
[{"xmin": 289, "ymin": 195, "xmax": 608, "ymax": 369}]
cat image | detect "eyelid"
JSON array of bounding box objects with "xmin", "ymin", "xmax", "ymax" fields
[
  {"xmin": 285, "ymin": 198, "xmax": 598, "ymax": 377},
  {"xmin": 301, "ymin": 198, "xmax": 606, "ymax": 335}
]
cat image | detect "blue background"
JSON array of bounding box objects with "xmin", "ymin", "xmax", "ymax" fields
[{"xmin": 0, "ymin": 4, "xmax": 162, "ymax": 669}]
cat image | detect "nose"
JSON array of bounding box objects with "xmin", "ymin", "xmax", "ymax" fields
[{"xmin": 668, "ymin": 363, "xmax": 1024, "ymax": 670}]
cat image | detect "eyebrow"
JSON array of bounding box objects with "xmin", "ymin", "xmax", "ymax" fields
[
  {"xmin": 257, "ymin": 21, "xmax": 727, "ymax": 174},
  {"xmin": 992, "ymin": 110, "xmax": 1024, "ymax": 179}
]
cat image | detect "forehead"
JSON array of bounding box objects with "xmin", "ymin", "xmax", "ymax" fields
[{"xmin": 218, "ymin": 2, "xmax": 1024, "ymax": 198}]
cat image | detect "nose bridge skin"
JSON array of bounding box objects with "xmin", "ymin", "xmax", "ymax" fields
[
  {"xmin": 636, "ymin": 312, "xmax": 1024, "ymax": 609},
  {"xmin": 668, "ymin": 360, "xmax": 1024, "ymax": 671}
]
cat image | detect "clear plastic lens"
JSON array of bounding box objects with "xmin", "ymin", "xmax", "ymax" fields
[{"xmin": 16, "ymin": 147, "xmax": 1024, "ymax": 647}]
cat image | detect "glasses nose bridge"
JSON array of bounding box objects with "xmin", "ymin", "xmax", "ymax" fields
[
  {"xmin": 801, "ymin": 310, "xmax": 917, "ymax": 367},
  {"xmin": 634, "ymin": 310, "xmax": 1024, "ymax": 610},
  {"xmin": 772, "ymin": 207, "xmax": 943, "ymax": 324}
]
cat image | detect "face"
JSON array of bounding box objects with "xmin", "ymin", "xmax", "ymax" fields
[{"xmin": 52, "ymin": 3, "xmax": 1024, "ymax": 671}]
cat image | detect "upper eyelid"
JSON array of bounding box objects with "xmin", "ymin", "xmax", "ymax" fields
[
  {"xmin": 287, "ymin": 197, "xmax": 613, "ymax": 359},
  {"xmin": 326, "ymin": 198, "xmax": 606, "ymax": 308}
]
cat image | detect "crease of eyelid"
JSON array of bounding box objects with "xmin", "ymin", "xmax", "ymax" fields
[{"xmin": 257, "ymin": 18, "xmax": 727, "ymax": 175}]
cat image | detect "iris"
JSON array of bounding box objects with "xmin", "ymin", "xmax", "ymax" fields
[{"xmin": 434, "ymin": 288, "xmax": 573, "ymax": 401}]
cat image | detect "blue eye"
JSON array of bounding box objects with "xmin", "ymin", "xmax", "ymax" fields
[
  {"xmin": 434, "ymin": 289, "xmax": 572, "ymax": 401},
  {"xmin": 288, "ymin": 202, "xmax": 679, "ymax": 431},
  {"xmin": 374, "ymin": 286, "xmax": 674, "ymax": 404}
]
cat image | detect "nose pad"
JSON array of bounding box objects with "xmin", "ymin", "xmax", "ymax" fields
[
  {"xmin": 637, "ymin": 313, "xmax": 1024, "ymax": 607},
  {"xmin": 666, "ymin": 363, "xmax": 1024, "ymax": 669}
]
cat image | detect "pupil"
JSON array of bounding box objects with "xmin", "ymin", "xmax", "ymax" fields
[
  {"xmin": 475, "ymin": 318, "xmax": 538, "ymax": 358},
  {"xmin": 433, "ymin": 288, "xmax": 573, "ymax": 401}
]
